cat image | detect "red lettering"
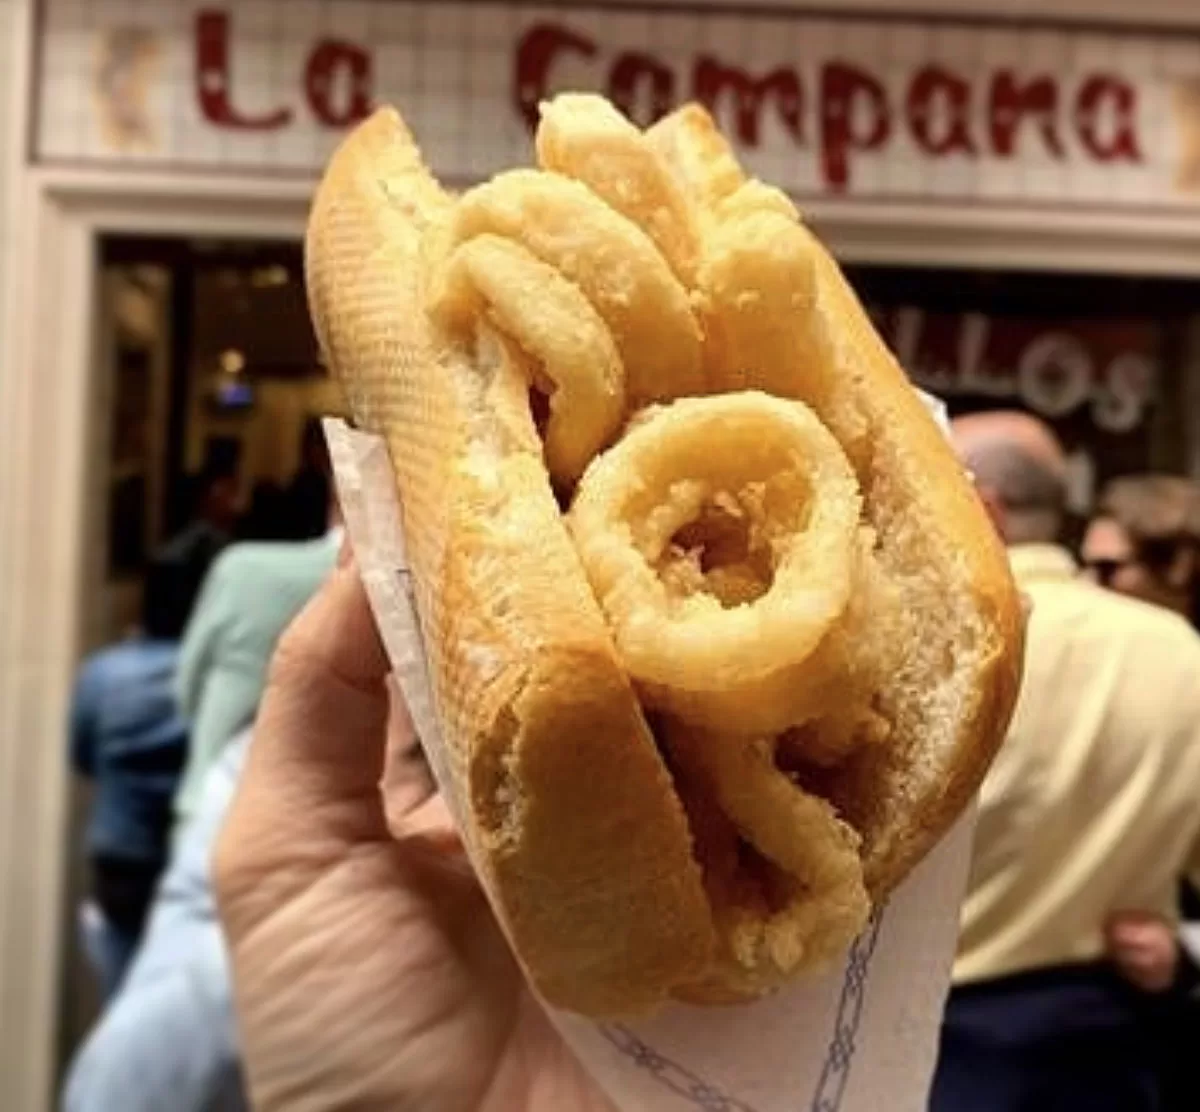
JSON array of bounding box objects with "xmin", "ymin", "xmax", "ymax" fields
[
  {"xmin": 989, "ymin": 72, "xmax": 1064, "ymax": 158},
  {"xmin": 608, "ymin": 52, "xmax": 676, "ymax": 126},
  {"xmin": 820, "ymin": 63, "xmax": 890, "ymax": 191},
  {"xmin": 304, "ymin": 39, "xmax": 372, "ymax": 128},
  {"xmin": 194, "ymin": 10, "xmax": 291, "ymax": 130},
  {"xmin": 1076, "ymin": 74, "xmax": 1142, "ymax": 162},
  {"xmin": 692, "ymin": 57, "xmax": 803, "ymax": 147},
  {"xmin": 907, "ymin": 65, "xmax": 975, "ymax": 156},
  {"xmin": 513, "ymin": 23, "xmax": 596, "ymax": 132}
]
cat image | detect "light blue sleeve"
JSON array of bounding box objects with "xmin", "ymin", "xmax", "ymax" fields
[{"xmin": 62, "ymin": 734, "xmax": 251, "ymax": 1112}]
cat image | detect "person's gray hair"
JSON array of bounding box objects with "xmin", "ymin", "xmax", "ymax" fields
[{"xmin": 959, "ymin": 438, "xmax": 1066, "ymax": 544}]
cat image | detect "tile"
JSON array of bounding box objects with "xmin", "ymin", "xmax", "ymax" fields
[
  {"xmin": 1027, "ymin": 163, "xmax": 1068, "ymax": 200},
  {"xmin": 850, "ymin": 152, "xmax": 885, "ymax": 196},
  {"xmin": 327, "ymin": 1, "xmax": 371, "ymax": 43},
  {"xmin": 747, "ymin": 17, "xmax": 793, "ymax": 63},
  {"xmin": 1022, "ymin": 28, "xmax": 1071, "ymax": 73},
  {"xmin": 1114, "ymin": 35, "xmax": 1158, "ymax": 81},
  {"xmin": 613, "ymin": 9, "xmax": 655, "ymax": 53},
  {"xmin": 273, "ymin": 126, "xmax": 315, "ymax": 166},
  {"xmin": 219, "ymin": 129, "xmax": 275, "ymax": 168},
  {"xmin": 39, "ymin": 100, "xmax": 80, "ymax": 158},
  {"xmin": 421, "ymin": 2, "xmax": 467, "ymax": 43},
  {"xmin": 976, "ymin": 158, "xmax": 1021, "ymax": 200},
  {"xmin": 280, "ymin": 0, "xmax": 323, "ymax": 39},
  {"xmin": 467, "ymin": 46, "xmax": 510, "ymax": 101},
  {"xmin": 928, "ymin": 156, "xmax": 976, "ymax": 199},
  {"xmin": 1071, "ymin": 33, "xmax": 1116, "ymax": 73},
  {"xmin": 1156, "ymin": 38, "xmax": 1200, "ymax": 80},
  {"xmin": 883, "ymin": 23, "xmax": 930, "ymax": 64},
  {"xmin": 372, "ymin": 2, "xmax": 416, "ymax": 42},
  {"xmin": 225, "ymin": 0, "xmax": 274, "ymax": 35},
  {"xmin": 661, "ymin": 10, "xmax": 700, "ymax": 57},
  {"xmin": 468, "ymin": 5, "xmax": 510, "ymax": 47},
  {"xmin": 700, "ymin": 15, "xmax": 744, "ymax": 56},
  {"xmin": 883, "ymin": 156, "xmax": 927, "ymax": 197},
  {"xmin": 375, "ymin": 45, "xmax": 417, "ymax": 99},
  {"xmin": 978, "ymin": 27, "xmax": 1023, "ymax": 70}
]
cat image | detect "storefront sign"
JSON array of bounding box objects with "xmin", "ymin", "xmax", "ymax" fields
[
  {"xmin": 870, "ymin": 307, "xmax": 1159, "ymax": 432},
  {"xmin": 194, "ymin": 11, "xmax": 372, "ymax": 131},
  {"xmin": 32, "ymin": 0, "xmax": 1200, "ymax": 208},
  {"xmin": 513, "ymin": 22, "xmax": 1143, "ymax": 192}
]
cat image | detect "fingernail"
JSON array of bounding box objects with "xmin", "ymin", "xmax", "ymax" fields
[{"xmin": 337, "ymin": 535, "xmax": 354, "ymax": 568}]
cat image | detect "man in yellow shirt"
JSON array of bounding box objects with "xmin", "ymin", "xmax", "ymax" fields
[{"xmin": 930, "ymin": 411, "xmax": 1200, "ymax": 1112}]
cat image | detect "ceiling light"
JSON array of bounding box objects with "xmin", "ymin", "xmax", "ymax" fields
[{"xmin": 251, "ymin": 264, "xmax": 290, "ymax": 288}]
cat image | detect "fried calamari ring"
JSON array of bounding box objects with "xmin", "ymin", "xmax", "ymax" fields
[
  {"xmin": 646, "ymin": 104, "xmax": 747, "ymax": 211},
  {"xmin": 444, "ymin": 168, "xmax": 704, "ymax": 407},
  {"xmin": 665, "ymin": 725, "xmax": 869, "ymax": 998},
  {"xmin": 536, "ymin": 93, "xmax": 702, "ymax": 289},
  {"xmin": 568, "ymin": 392, "xmax": 861, "ymax": 736},
  {"xmin": 699, "ymin": 191, "xmax": 832, "ymax": 403},
  {"xmin": 650, "ymin": 106, "xmax": 873, "ymax": 458},
  {"xmin": 427, "ymin": 234, "xmax": 624, "ymax": 485}
]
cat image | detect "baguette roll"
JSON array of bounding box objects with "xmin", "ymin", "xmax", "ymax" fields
[{"xmin": 305, "ymin": 97, "xmax": 1023, "ymax": 1015}]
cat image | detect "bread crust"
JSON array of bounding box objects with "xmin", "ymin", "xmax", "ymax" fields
[
  {"xmin": 306, "ymin": 104, "xmax": 1024, "ymax": 1014},
  {"xmin": 799, "ymin": 220, "xmax": 1024, "ymax": 902},
  {"xmin": 307, "ymin": 108, "xmax": 714, "ymax": 1016}
]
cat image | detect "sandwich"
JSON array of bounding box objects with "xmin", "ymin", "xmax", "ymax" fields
[{"xmin": 304, "ymin": 93, "xmax": 1023, "ymax": 1016}]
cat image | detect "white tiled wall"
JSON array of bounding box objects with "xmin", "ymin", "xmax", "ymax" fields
[{"xmin": 25, "ymin": 0, "xmax": 1200, "ymax": 209}]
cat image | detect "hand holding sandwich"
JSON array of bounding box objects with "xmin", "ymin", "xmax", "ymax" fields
[{"xmin": 214, "ymin": 555, "xmax": 614, "ymax": 1112}]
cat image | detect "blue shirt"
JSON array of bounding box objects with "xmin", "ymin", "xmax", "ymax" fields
[
  {"xmin": 62, "ymin": 733, "xmax": 249, "ymax": 1112},
  {"xmin": 71, "ymin": 640, "xmax": 189, "ymax": 865}
]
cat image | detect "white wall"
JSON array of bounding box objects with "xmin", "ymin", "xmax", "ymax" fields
[
  {"xmin": 0, "ymin": 0, "xmax": 25, "ymax": 307},
  {"xmin": 0, "ymin": 6, "xmax": 60, "ymax": 1112}
]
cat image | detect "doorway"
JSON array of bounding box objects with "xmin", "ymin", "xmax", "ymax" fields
[{"xmin": 59, "ymin": 231, "xmax": 343, "ymax": 1073}]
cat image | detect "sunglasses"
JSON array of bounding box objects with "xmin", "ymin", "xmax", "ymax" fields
[
  {"xmin": 1083, "ymin": 540, "xmax": 1184, "ymax": 587},
  {"xmin": 1082, "ymin": 558, "xmax": 1129, "ymax": 587}
]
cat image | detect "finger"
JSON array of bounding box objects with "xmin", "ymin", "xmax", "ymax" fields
[
  {"xmin": 1112, "ymin": 939, "xmax": 1158, "ymax": 963},
  {"xmin": 1108, "ymin": 926, "xmax": 1146, "ymax": 948},
  {"xmin": 404, "ymin": 792, "xmax": 459, "ymax": 845},
  {"xmin": 1117, "ymin": 950, "xmax": 1154, "ymax": 968},
  {"xmin": 235, "ymin": 559, "xmax": 395, "ymax": 845},
  {"xmin": 1110, "ymin": 923, "xmax": 1173, "ymax": 955},
  {"xmin": 379, "ymin": 687, "xmax": 462, "ymax": 851},
  {"xmin": 1105, "ymin": 911, "xmax": 1154, "ymax": 943},
  {"xmin": 380, "ymin": 682, "xmax": 434, "ymax": 808}
]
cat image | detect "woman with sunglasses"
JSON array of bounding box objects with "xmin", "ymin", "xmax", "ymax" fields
[{"xmin": 1082, "ymin": 474, "xmax": 1200, "ymax": 626}]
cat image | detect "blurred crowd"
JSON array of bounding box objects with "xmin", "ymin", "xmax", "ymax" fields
[
  {"xmin": 934, "ymin": 414, "xmax": 1200, "ymax": 1112},
  {"xmin": 64, "ymin": 418, "xmax": 341, "ymax": 1109},
  {"xmin": 58, "ymin": 404, "xmax": 1200, "ymax": 1112}
]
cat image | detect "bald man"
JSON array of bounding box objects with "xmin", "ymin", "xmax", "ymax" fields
[{"xmin": 931, "ymin": 411, "xmax": 1200, "ymax": 1112}]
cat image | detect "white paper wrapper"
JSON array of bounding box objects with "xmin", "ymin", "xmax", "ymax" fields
[{"xmin": 324, "ymin": 393, "xmax": 972, "ymax": 1112}]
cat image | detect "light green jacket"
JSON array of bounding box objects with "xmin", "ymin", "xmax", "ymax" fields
[{"xmin": 172, "ymin": 533, "xmax": 339, "ymax": 831}]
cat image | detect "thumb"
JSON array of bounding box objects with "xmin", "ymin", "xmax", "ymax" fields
[
  {"xmin": 216, "ymin": 558, "xmax": 396, "ymax": 927},
  {"xmin": 256, "ymin": 557, "xmax": 392, "ymax": 816}
]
